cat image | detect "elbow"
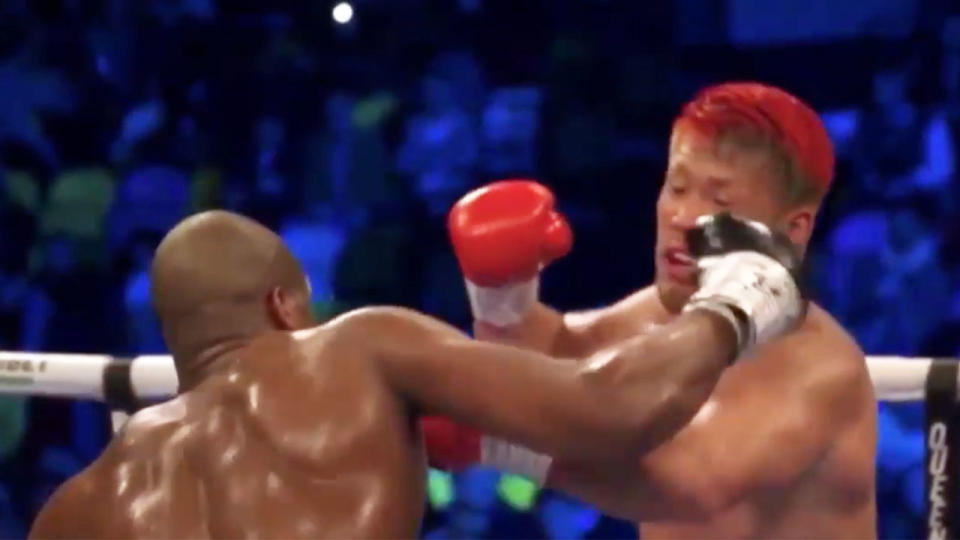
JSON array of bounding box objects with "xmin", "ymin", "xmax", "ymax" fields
[
  {"xmin": 611, "ymin": 468, "xmax": 739, "ymax": 522},
  {"xmin": 662, "ymin": 473, "xmax": 740, "ymax": 521},
  {"xmin": 686, "ymin": 479, "xmax": 737, "ymax": 519}
]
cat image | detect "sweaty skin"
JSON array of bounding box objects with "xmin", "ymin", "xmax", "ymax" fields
[
  {"xmin": 546, "ymin": 291, "xmax": 876, "ymax": 539},
  {"xmin": 30, "ymin": 211, "xmax": 740, "ymax": 539},
  {"xmin": 473, "ymin": 129, "xmax": 877, "ymax": 538}
]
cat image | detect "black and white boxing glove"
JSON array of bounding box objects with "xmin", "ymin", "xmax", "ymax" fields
[{"xmin": 683, "ymin": 212, "xmax": 807, "ymax": 356}]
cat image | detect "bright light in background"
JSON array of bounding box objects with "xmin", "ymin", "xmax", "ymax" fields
[{"xmin": 332, "ymin": 2, "xmax": 354, "ymax": 24}]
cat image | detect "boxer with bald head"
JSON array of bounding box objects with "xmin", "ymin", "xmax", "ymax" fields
[
  {"xmin": 436, "ymin": 82, "xmax": 877, "ymax": 538},
  {"xmin": 31, "ymin": 207, "xmax": 805, "ymax": 538}
]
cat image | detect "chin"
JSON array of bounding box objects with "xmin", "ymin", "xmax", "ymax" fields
[{"xmin": 656, "ymin": 280, "xmax": 693, "ymax": 314}]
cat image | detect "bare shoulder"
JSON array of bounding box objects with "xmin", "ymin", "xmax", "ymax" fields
[
  {"xmin": 123, "ymin": 395, "xmax": 191, "ymax": 436},
  {"xmin": 562, "ymin": 286, "xmax": 669, "ymax": 350},
  {"xmin": 28, "ymin": 402, "xmax": 190, "ymax": 539},
  {"xmin": 781, "ymin": 304, "xmax": 867, "ymax": 374},
  {"xmin": 242, "ymin": 306, "xmax": 468, "ymax": 405},
  {"xmin": 747, "ymin": 303, "xmax": 871, "ymax": 406},
  {"xmin": 319, "ymin": 306, "xmax": 467, "ymax": 344},
  {"xmin": 106, "ymin": 397, "xmax": 200, "ymax": 482},
  {"xmin": 29, "ymin": 464, "xmax": 101, "ymax": 539}
]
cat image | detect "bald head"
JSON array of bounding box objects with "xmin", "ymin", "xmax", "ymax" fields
[{"xmin": 152, "ymin": 211, "xmax": 314, "ymax": 371}]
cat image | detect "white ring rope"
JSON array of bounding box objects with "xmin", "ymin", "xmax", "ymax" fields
[
  {"xmin": 0, "ymin": 352, "xmax": 177, "ymax": 400},
  {"xmin": 0, "ymin": 351, "xmax": 950, "ymax": 402}
]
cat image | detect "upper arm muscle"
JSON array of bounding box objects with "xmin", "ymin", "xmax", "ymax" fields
[{"xmin": 363, "ymin": 306, "xmax": 639, "ymax": 461}]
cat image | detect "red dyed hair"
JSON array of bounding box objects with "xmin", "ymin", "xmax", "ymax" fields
[{"xmin": 673, "ymin": 82, "xmax": 835, "ymax": 200}]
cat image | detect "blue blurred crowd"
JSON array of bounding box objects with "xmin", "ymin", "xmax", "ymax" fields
[{"xmin": 0, "ymin": 1, "xmax": 958, "ymax": 538}]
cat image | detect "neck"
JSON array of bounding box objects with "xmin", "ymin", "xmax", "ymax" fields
[{"xmin": 176, "ymin": 337, "xmax": 252, "ymax": 392}]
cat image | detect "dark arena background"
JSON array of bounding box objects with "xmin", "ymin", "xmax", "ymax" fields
[{"xmin": 0, "ymin": 0, "xmax": 958, "ymax": 538}]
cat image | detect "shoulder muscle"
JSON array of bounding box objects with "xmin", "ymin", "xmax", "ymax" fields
[
  {"xmin": 30, "ymin": 468, "xmax": 101, "ymax": 538},
  {"xmin": 561, "ymin": 287, "xmax": 666, "ymax": 354}
]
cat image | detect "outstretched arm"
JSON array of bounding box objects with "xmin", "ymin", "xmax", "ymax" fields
[{"xmin": 352, "ymin": 305, "xmax": 736, "ymax": 464}]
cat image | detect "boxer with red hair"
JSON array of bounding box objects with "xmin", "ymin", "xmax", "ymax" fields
[{"xmin": 430, "ymin": 82, "xmax": 876, "ymax": 538}]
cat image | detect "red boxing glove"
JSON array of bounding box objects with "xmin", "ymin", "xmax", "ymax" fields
[
  {"xmin": 449, "ymin": 180, "xmax": 571, "ymax": 286},
  {"xmin": 448, "ymin": 180, "xmax": 572, "ymax": 326}
]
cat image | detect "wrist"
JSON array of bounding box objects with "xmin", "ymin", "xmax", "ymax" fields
[
  {"xmin": 686, "ymin": 251, "xmax": 803, "ymax": 354},
  {"xmin": 465, "ymin": 277, "xmax": 539, "ymax": 327},
  {"xmin": 683, "ymin": 302, "xmax": 747, "ymax": 361}
]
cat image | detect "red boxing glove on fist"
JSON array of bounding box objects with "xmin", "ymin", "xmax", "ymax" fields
[
  {"xmin": 449, "ymin": 180, "xmax": 572, "ymax": 286},
  {"xmin": 449, "ymin": 180, "xmax": 572, "ymax": 326}
]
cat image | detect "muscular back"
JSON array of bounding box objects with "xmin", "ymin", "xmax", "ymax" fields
[{"xmin": 31, "ymin": 325, "xmax": 427, "ymax": 539}]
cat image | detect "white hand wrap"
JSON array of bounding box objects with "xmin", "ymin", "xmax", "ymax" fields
[
  {"xmin": 465, "ymin": 278, "xmax": 539, "ymax": 327},
  {"xmin": 684, "ymin": 250, "xmax": 803, "ymax": 354},
  {"xmin": 481, "ymin": 436, "xmax": 553, "ymax": 485}
]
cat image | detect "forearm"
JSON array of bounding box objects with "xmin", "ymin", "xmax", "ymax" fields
[
  {"xmin": 597, "ymin": 309, "xmax": 736, "ymax": 454},
  {"xmin": 394, "ymin": 336, "xmax": 629, "ymax": 462}
]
